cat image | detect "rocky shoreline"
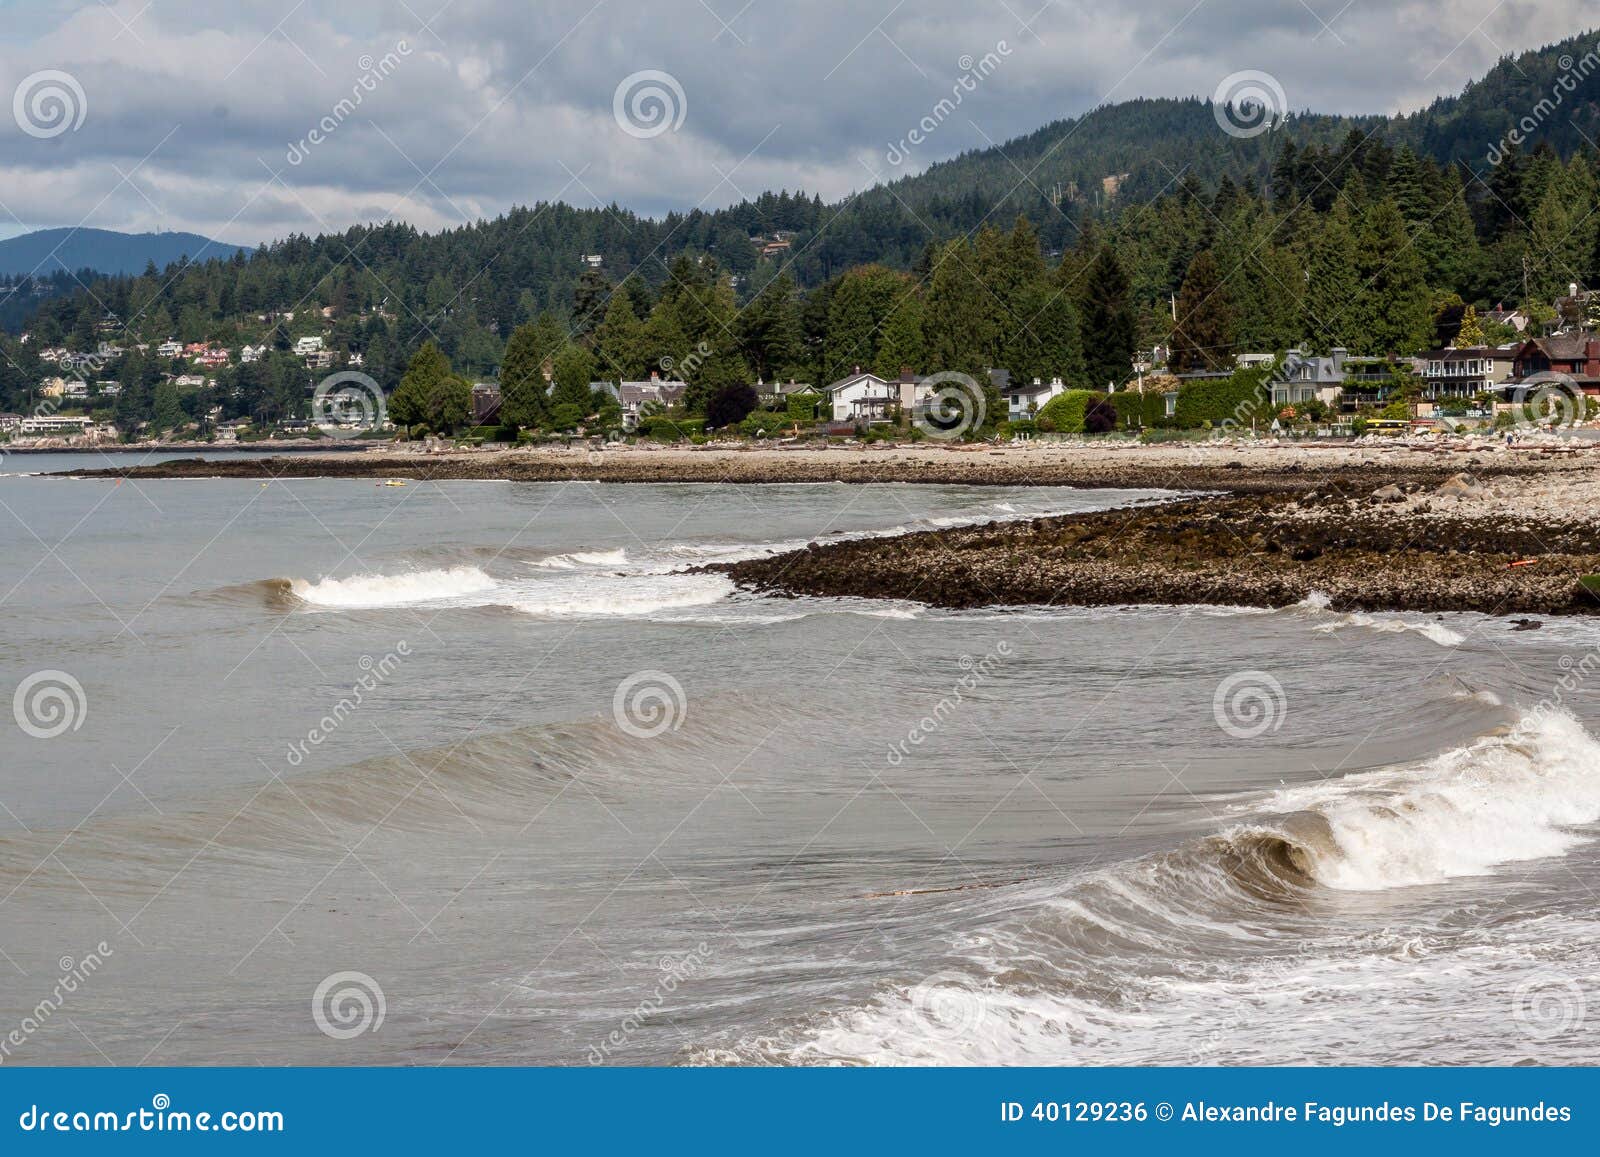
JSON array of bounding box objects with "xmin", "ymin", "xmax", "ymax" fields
[
  {"xmin": 715, "ymin": 480, "xmax": 1600, "ymax": 617},
  {"xmin": 54, "ymin": 443, "xmax": 1600, "ymax": 616},
  {"xmin": 45, "ymin": 443, "xmax": 1595, "ymax": 494}
]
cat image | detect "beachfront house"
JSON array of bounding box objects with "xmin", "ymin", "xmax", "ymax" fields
[
  {"xmin": 1509, "ymin": 333, "xmax": 1600, "ymax": 391},
  {"xmin": 1421, "ymin": 346, "xmax": 1518, "ymax": 399},
  {"xmin": 825, "ymin": 369, "xmax": 897, "ymax": 423},
  {"xmin": 617, "ymin": 373, "xmax": 688, "ymax": 429},
  {"xmin": 1007, "ymin": 376, "xmax": 1068, "ymax": 420}
]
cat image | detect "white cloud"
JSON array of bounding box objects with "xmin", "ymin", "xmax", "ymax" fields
[{"xmin": 0, "ymin": 0, "xmax": 1586, "ymax": 244}]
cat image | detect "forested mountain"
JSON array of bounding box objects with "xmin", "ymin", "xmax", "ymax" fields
[
  {"xmin": 5, "ymin": 29, "xmax": 1600, "ymax": 432},
  {"xmin": 0, "ymin": 227, "xmax": 247, "ymax": 277}
]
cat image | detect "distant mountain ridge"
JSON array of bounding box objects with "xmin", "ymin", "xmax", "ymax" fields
[{"xmin": 0, "ymin": 227, "xmax": 250, "ymax": 277}]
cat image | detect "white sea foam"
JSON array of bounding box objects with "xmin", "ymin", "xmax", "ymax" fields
[
  {"xmin": 532, "ymin": 548, "xmax": 630, "ymax": 569},
  {"xmin": 1259, "ymin": 709, "xmax": 1600, "ymax": 890},
  {"xmin": 1295, "ymin": 589, "xmax": 1463, "ymax": 646},
  {"xmin": 289, "ymin": 565, "xmax": 497, "ymax": 608},
  {"xmin": 507, "ymin": 573, "xmax": 733, "ymax": 618}
]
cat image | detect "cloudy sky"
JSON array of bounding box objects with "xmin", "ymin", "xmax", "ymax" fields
[{"xmin": 0, "ymin": 0, "xmax": 1579, "ymax": 245}]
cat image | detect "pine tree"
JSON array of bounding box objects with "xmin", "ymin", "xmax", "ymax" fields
[
  {"xmin": 735, "ymin": 273, "xmax": 803, "ymax": 381},
  {"xmin": 594, "ymin": 292, "xmax": 647, "ymax": 382},
  {"xmin": 1167, "ymin": 251, "xmax": 1234, "ymax": 372},
  {"xmin": 499, "ymin": 319, "xmax": 555, "ymax": 427},
  {"xmin": 1302, "ymin": 197, "xmax": 1361, "ymax": 352},
  {"xmin": 1353, "ymin": 197, "xmax": 1433, "ymax": 355},
  {"xmin": 1078, "ymin": 246, "xmax": 1136, "ymax": 389},
  {"xmin": 871, "ymin": 293, "xmax": 926, "ymax": 380}
]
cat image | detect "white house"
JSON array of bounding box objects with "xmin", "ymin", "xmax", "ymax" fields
[
  {"xmin": 826, "ymin": 369, "xmax": 897, "ymax": 423},
  {"xmin": 63, "ymin": 380, "xmax": 89, "ymax": 398},
  {"xmin": 19, "ymin": 415, "xmax": 94, "ymax": 435},
  {"xmin": 156, "ymin": 340, "xmax": 184, "ymax": 358},
  {"xmin": 239, "ymin": 344, "xmax": 267, "ymax": 363},
  {"xmin": 1007, "ymin": 376, "xmax": 1067, "ymax": 420},
  {"xmin": 294, "ymin": 335, "xmax": 325, "ymax": 355}
]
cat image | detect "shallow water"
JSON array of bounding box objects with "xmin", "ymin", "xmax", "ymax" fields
[{"xmin": 0, "ymin": 470, "xmax": 1596, "ymax": 1066}]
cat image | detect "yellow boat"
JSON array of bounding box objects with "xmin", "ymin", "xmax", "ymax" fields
[{"xmin": 381, "ymin": 479, "xmax": 407, "ymax": 487}]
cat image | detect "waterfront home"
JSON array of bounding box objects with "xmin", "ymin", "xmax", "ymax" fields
[
  {"xmin": 63, "ymin": 379, "xmax": 89, "ymax": 398},
  {"xmin": 18, "ymin": 415, "xmax": 95, "ymax": 435},
  {"xmin": 617, "ymin": 373, "xmax": 688, "ymax": 429},
  {"xmin": 1509, "ymin": 333, "xmax": 1600, "ymax": 393},
  {"xmin": 156, "ymin": 339, "xmax": 184, "ymax": 358},
  {"xmin": 0, "ymin": 413, "xmax": 22, "ymax": 432},
  {"xmin": 1422, "ymin": 346, "xmax": 1518, "ymax": 398},
  {"xmin": 1007, "ymin": 376, "xmax": 1068, "ymax": 420},
  {"xmin": 825, "ymin": 369, "xmax": 897, "ymax": 423},
  {"xmin": 470, "ymin": 381, "xmax": 502, "ymax": 424},
  {"xmin": 1272, "ymin": 348, "xmax": 1348, "ymax": 407}
]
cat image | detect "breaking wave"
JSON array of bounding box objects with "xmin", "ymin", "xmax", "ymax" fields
[
  {"xmin": 288, "ymin": 565, "xmax": 498, "ymax": 608},
  {"xmin": 1295, "ymin": 590, "xmax": 1465, "ymax": 647},
  {"xmin": 707, "ymin": 709, "xmax": 1600, "ymax": 1064}
]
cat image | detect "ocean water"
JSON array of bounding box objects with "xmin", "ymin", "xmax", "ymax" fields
[{"xmin": 1, "ymin": 463, "xmax": 1597, "ymax": 1066}]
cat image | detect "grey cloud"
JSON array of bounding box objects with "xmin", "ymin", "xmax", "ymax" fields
[{"xmin": 0, "ymin": 0, "xmax": 1586, "ymax": 244}]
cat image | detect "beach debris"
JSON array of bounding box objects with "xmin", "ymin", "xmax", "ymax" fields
[{"xmin": 1508, "ymin": 618, "xmax": 1542, "ymax": 631}]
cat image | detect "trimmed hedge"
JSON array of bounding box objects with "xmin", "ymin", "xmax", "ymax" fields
[
  {"xmin": 1034, "ymin": 389, "xmax": 1101, "ymax": 433},
  {"xmin": 1171, "ymin": 366, "xmax": 1277, "ymax": 429},
  {"xmin": 1108, "ymin": 390, "xmax": 1167, "ymax": 430}
]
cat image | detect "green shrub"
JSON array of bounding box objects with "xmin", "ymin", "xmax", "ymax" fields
[
  {"xmin": 1108, "ymin": 390, "xmax": 1167, "ymax": 429},
  {"xmin": 1035, "ymin": 390, "xmax": 1102, "ymax": 434},
  {"xmin": 785, "ymin": 391, "xmax": 822, "ymax": 421},
  {"xmin": 1171, "ymin": 366, "xmax": 1277, "ymax": 429}
]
